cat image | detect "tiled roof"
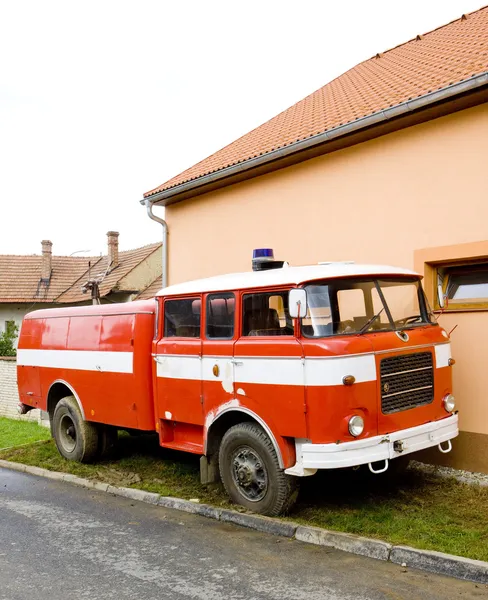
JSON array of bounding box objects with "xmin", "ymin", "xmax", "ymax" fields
[
  {"xmin": 145, "ymin": 6, "xmax": 488, "ymax": 199},
  {"xmin": 136, "ymin": 277, "xmax": 163, "ymax": 300},
  {"xmin": 0, "ymin": 243, "xmax": 161, "ymax": 304},
  {"xmin": 56, "ymin": 243, "xmax": 161, "ymax": 303}
]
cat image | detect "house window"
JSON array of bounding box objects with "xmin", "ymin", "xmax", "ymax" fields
[
  {"xmin": 438, "ymin": 263, "xmax": 488, "ymax": 310},
  {"xmin": 206, "ymin": 293, "xmax": 235, "ymax": 339},
  {"xmin": 164, "ymin": 298, "xmax": 201, "ymax": 337}
]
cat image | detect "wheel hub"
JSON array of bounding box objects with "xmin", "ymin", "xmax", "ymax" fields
[
  {"xmin": 59, "ymin": 414, "xmax": 77, "ymax": 453},
  {"xmin": 231, "ymin": 447, "xmax": 268, "ymax": 502}
]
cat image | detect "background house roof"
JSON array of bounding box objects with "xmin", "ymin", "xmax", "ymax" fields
[
  {"xmin": 144, "ymin": 6, "xmax": 488, "ymax": 200},
  {"xmin": 0, "ymin": 243, "xmax": 161, "ymax": 304},
  {"xmin": 137, "ymin": 276, "xmax": 163, "ymax": 300},
  {"xmin": 55, "ymin": 243, "xmax": 162, "ymax": 303}
]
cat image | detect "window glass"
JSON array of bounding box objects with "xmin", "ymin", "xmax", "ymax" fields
[
  {"xmin": 337, "ymin": 289, "xmax": 366, "ymax": 321},
  {"xmin": 242, "ymin": 292, "xmax": 293, "ymax": 336},
  {"xmin": 303, "ymin": 278, "xmax": 430, "ymax": 338},
  {"xmin": 164, "ymin": 298, "xmax": 201, "ymax": 338},
  {"xmin": 447, "ymin": 268, "xmax": 488, "ymax": 302},
  {"xmin": 206, "ymin": 293, "xmax": 235, "ymax": 339}
]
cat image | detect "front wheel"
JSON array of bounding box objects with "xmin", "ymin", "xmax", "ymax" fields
[
  {"xmin": 52, "ymin": 395, "xmax": 99, "ymax": 463},
  {"xmin": 218, "ymin": 422, "xmax": 299, "ymax": 516}
]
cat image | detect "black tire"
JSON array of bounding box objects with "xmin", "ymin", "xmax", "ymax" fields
[
  {"xmin": 52, "ymin": 395, "xmax": 99, "ymax": 463},
  {"xmin": 218, "ymin": 422, "xmax": 299, "ymax": 516},
  {"xmin": 97, "ymin": 425, "xmax": 118, "ymax": 460}
]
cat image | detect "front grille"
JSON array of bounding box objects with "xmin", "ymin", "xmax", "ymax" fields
[{"xmin": 380, "ymin": 352, "xmax": 434, "ymax": 414}]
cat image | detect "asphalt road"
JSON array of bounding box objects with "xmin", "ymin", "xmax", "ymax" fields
[{"xmin": 0, "ymin": 468, "xmax": 485, "ymax": 600}]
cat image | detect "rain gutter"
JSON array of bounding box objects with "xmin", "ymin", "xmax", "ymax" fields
[{"xmin": 141, "ymin": 71, "xmax": 488, "ymax": 208}]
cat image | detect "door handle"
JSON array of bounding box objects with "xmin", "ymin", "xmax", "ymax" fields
[{"xmin": 231, "ymin": 359, "xmax": 243, "ymax": 366}]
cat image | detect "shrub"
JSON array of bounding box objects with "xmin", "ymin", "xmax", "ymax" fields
[{"xmin": 0, "ymin": 322, "xmax": 18, "ymax": 357}]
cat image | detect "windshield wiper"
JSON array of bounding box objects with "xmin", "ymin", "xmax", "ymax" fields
[{"xmin": 358, "ymin": 308, "xmax": 384, "ymax": 334}]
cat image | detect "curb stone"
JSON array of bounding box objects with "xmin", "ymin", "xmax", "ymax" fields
[
  {"xmin": 158, "ymin": 496, "xmax": 222, "ymax": 520},
  {"xmin": 295, "ymin": 525, "xmax": 391, "ymax": 561},
  {"xmin": 219, "ymin": 509, "xmax": 297, "ymax": 538},
  {"xmin": 390, "ymin": 545, "xmax": 488, "ymax": 584},
  {"xmin": 1, "ymin": 459, "xmax": 488, "ymax": 584}
]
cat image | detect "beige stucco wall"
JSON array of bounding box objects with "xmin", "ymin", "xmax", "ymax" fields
[{"xmin": 165, "ymin": 102, "xmax": 488, "ymax": 472}]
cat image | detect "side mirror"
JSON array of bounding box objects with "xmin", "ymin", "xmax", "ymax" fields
[
  {"xmin": 289, "ymin": 289, "xmax": 307, "ymax": 318},
  {"xmin": 437, "ymin": 284, "xmax": 445, "ymax": 309}
]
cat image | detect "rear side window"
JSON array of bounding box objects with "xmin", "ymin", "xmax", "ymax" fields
[
  {"xmin": 164, "ymin": 298, "xmax": 201, "ymax": 338},
  {"xmin": 206, "ymin": 293, "xmax": 235, "ymax": 339}
]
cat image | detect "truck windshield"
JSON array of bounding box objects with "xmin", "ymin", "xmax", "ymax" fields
[{"xmin": 301, "ymin": 277, "xmax": 434, "ymax": 338}]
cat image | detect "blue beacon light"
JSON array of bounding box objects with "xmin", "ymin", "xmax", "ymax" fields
[
  {"xmin": 252, "ymin": 248, "xmax": 285, "ymax": 271},
  {"xmin": 252, "ymin": 248, "xmax": 274, "ymax": 261}
]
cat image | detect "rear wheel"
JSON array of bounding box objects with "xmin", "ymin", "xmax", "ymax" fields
[
  {"xmin": 52, "ymin": 395, "xmax": 99, "ymax": 463},
  {"xmin": 219, "ymin": 422, "xmax": 299, "ymax": 516}
]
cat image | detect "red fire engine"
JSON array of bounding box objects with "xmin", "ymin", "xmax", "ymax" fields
[{"xmin": 17, "ymin": 251, "xmax": 458, "ymax": 515}]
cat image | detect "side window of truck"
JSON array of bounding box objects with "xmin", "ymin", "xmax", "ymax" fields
[
  {"xmin": 206, "ymin": 293, "xmax": 235, "ymax": 339},
  {"xmin": 164, "ymin": 298, "xmax": 201, "ymax": 338},
  {"xmin": 242, "ymin": 291, "xmax": 294, "ymax": 336}
]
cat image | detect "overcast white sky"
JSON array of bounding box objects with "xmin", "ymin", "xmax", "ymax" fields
[{"xmin": 0, "ymin": 0, "xmax": 484, "ymax": 257}]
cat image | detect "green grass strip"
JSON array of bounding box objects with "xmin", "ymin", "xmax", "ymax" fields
[{"xmin": 0, "ymin": 417, "xmax": 51, "ymax": 449}]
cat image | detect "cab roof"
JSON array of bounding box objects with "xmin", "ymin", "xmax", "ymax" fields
[{"xmin": 156, "ymin": 263, "xmax": 420, "ymax": 297}]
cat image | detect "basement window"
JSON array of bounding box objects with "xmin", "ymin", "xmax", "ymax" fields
[{"xmin": 438, "ymin": 263, "xmax": 488, "ymax": 310}]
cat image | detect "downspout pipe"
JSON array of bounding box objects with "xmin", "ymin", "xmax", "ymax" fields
[{"xmin": 145, "ymin": 199, "xmax": 168, "ymax": 288}]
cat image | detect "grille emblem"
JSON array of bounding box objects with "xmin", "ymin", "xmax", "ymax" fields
[{"xmin": 383, "ymin": 382, "xmax": 390, "ymax": 394}]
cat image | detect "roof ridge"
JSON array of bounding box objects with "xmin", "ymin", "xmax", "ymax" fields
[
  {"xmin": 118, "ymin": 241, "xmax": 162, "ymax": 254},
  {"xmin": 0, "ymin": 243, "xmax": 161, "ymax": 260},
  {"xmin": 368, "ymin": 4, "xmax": 488, "ymax": 60}
]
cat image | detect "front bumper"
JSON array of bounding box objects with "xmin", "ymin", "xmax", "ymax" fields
[{"xmin": 285, "ymin": 413, "xmax": 459, "ymax": 476}]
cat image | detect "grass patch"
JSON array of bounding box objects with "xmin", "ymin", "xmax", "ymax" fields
[
  {"xmin": 0, "ymin": 417, "xmax": 51, "ymax": 448},
  {"xmin": 1, "ymin": 424, "xmax": 487, "ymax": 562}
]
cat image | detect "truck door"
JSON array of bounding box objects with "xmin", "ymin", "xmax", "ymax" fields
[
  {"xmin": 201, "ymin": 293, "xmax": 237, "ymax": 417},
  {"xmin": 154, "ymin": 297, "xmax": 203, "ymax": 426},
  {"xmin": 233, "ymin": 290, "xmax": 307, "ymax": 438}
]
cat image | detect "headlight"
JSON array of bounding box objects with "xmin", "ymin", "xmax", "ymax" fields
[
  {"xmin": 348, "ymin": 415, "xmax": 364, "ymax": 437},
  {"xmin": 443, "ymin": 394, "xmax": 456, "ymax": 412}
]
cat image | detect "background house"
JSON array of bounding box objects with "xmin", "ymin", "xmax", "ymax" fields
[
  {"xmin": 142, "ymin": 8, "xmax": 488, "ymax": 473},
  {"xmin": 0, "ymin": 231, "xmax": 162, "ymax": 343}
]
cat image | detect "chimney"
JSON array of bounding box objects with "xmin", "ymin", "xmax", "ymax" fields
[
  {"xmin": 41, "ymin": 240, "xmax": 52, "ymax": 281},
  {"xmin": 107, "ymin": 231, "xmax": 119, "ymax": 269}
]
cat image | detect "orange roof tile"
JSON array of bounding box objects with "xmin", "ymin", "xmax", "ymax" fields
[
  {"xmin": 0, "ymin": 255, "xmax": 101, "ymax": 303},
  {"xmin": 145, "ymin": 6, "xmax": 488, "ymax": 200}
]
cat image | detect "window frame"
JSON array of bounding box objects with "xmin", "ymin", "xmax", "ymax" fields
[
  {"xmin": 437, "ymin": 261, "xmax": 488, "ymax": 312},
  {"xmin": 241, "ymin": 289, "xmax": 295, "ymax": 338},
  {"xmin": 205, "ymin": 292, "xmax": 236, "ymax": 340},
  {"xmin": 163, "ymin": 296, "xmax": 201, "ymax": 338}
]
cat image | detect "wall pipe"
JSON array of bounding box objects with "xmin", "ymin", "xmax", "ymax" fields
[{"xmin": 145, "ymin": 199, "xmax": 168, "ymax": 288}]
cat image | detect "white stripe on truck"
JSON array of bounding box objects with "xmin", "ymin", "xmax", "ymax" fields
[
  {"xmin": 154, "ymin": 354, "xmax": 377, "ymax": 386},
  {"xmin": 17, "ymin": 349, "xmax": 134, "ymax": 374}
]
